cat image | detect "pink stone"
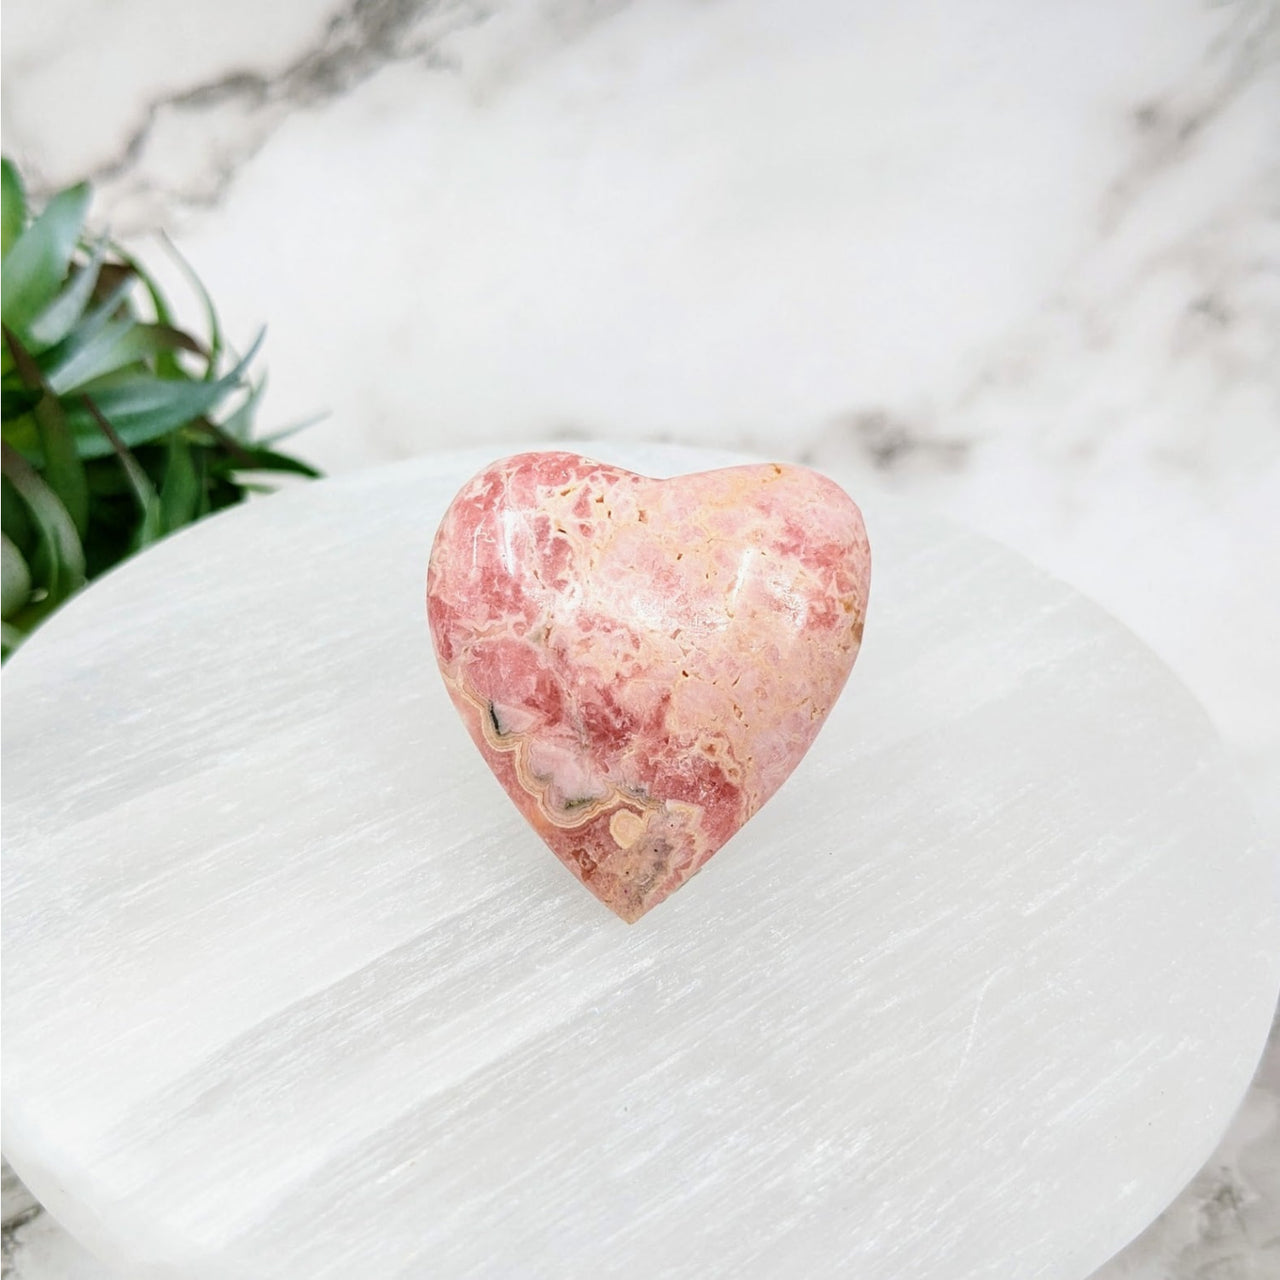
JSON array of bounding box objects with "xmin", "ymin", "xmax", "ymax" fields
[{"xmin": 426, "ymin": 452, "xmax": 872, "ymax": 923}]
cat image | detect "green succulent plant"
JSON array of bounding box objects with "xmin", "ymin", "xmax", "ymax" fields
[{"xmin": 1, "ymin": 159, "xmax": 319, "ymax": 659}]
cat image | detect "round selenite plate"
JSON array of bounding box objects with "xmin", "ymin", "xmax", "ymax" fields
[{"xmin": 2, "ymin": 443, "xmax": 1276, "ymax": 1280}]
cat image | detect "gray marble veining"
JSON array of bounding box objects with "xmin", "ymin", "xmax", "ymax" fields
[{"xmin": 2, "ymin": 0, "xmax": 1277, "ymax": 1276}]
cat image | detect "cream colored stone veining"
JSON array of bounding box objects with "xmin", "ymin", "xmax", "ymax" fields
[{"xmin": 427, "ymin": 451, "xmax": 871, "ymax": 921}]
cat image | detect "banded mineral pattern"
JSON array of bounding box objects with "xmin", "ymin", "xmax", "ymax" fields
[{"xmin": 426, "ymin": 451, "xmax": 871, "ymax": 922}]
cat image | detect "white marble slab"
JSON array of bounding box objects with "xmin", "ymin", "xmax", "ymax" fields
[
  {"xmin": 3, "ymin": 443, "xmax": 1277, "ymax": 1279},
  {"xmin": 5, "ymin": 0, "xmax": 1277, "ymax": 832},
  {"xmin": 2, "ymin": 1, "xmax": 1278, "ymax": 1276}
]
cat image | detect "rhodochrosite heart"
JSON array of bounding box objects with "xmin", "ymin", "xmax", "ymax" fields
[{"xmin": 426, "ymin": 452, "xmax": 871, "ymax": 922}]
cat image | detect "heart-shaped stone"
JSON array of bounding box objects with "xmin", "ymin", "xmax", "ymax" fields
[{"xmin": 427, "ymin": 451, "xmax": 871, "ymax": 922}]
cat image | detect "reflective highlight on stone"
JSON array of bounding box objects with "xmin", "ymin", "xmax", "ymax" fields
[{"xmin": 426, "ymin": 452, "xmax": 871, "ymax": 922}]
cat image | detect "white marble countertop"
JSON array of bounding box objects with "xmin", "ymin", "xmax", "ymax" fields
[{"xmin": 2, "ymin": 1, "xmax": 1278, "ymax": 1276}]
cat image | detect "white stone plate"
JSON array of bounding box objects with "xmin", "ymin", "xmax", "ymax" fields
[{"xmin": 2, "ymin": 443, "xmax": 1275, "ymax": 1280}]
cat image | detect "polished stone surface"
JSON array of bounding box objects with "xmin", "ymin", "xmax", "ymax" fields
[{"xmin": 427, "ymin": 452, "xmax": 871, "ymax": 921}]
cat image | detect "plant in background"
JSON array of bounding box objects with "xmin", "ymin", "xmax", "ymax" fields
[{"xmin": 1, "ymin": 159, "xmax": 319, "ymax": 659}]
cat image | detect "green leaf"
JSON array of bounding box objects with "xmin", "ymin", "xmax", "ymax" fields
[
  {"xmin": 109, "ymin": 242, "xmax": 173, "ymax": 325},
  {"xmin": 1, "ymin": 532, "xmax": 32, "ymax": 618},
  {"xmin": 206, "ymin": 473, "xmax": 244, "ymax": 513},
  {"xmin": 43, "ymin": 315, "xmax": 139, "ymax": 393},
  {"xmin": 17, "ymin": 267, "xmax": 136, "ymax": 407},
  {"xmin": 2, "ymin": 619, "xmax": 25, "ymax": 658},
  {"xmin": 26, "ymin": 237, "xmax": 108, "ymax": 351},
  {"xmin": 159, "ymin": 230, "xmax": 222, "ymax": 378},
  {"xmin": 1, "ymin": 388, "xmax": 40, "ymax": 419},
  {"xmin": 46, "ymin": 319, "xmax": 197, "ymax": 395},
  {"xmin": 108, "ymin": 241, "xmax": 185, "ymax": 379},
  {"xmin": 137, "ymin": 495, "xmax": 166, "ymax": 546},
  {"xmin": 65, "ymin": 272, "xmax": 136, "ymax": 345},
  {"xmin": 78, "ymin": 395, "xmax": 164, "ymax": 544},
  {"xmin": 65, "ymin": 329, "xmax": 263, "ymax": 458},
  {"xmin": 259, "ymin": 409, "xmax": 329, "ymax": 447},
  {"xmin": 3, "ymin": 326, "xmax": 90, "ymax": 534},
  {"xmin": 90, "ymin": 262, "xmax": 136, "ymax": 308},
  {"xmin": 32, "ymin": 269, "xmax": 152, "ymax": 399},
  {"xmin": 1, "ymin": 159, "xmax": 27, "ymax": 258},
  {"xmin": 193, "ymin": 447, "xmax": 211, "ymax": 518},
  {"xmin": 220, "ymin": 375, "xmax": 266, "ymax": 442},
  {"xmin": 223, "ymin": 445, "xmax": 321, "ymax": 479},
  {"xmin": 148, "ymin": 323, "xmax": 205, "ymax": 357},
  {"xmin": 1, "ymin": 182, "xmax": 91, "ymax": 334},
  {"xmin": 1, "ymin": 411, "xmax": 42, "ymax": 457},
  {"xmin": 0, "ymin": 441, "xmax": 85, "ymax": 603},
  {"xmin": 34, "ymin": 393, "xmax": 90, "ymax": 535},
  {"xmin": 159, "ymin": 432, "xmax": 202, "ymax": 531},
  {"xmin": 31, "ymin": 272, "xmax": 140, "ymax": 392},
  {"xmin": 0, "ymin": 472, "xmax": 34, "ymax": 550},
  {"xmin": 84, "ymin": 455, "xmax": 133, "ymax": 496}
]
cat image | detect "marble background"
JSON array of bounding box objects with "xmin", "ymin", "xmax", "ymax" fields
[{"xmin": 2, "ymin": 0, "xmax": 1278, "ymax": 1276}]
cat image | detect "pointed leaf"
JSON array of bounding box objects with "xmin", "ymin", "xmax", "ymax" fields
[
  {"xmin": 109, "ymin": 242, "xmax": 173, "ymax": 325},
  {"xmin": 159, "ymin": 432, "xmax": 202, "ymax": 531},
  {"xmin": 220, "ymin": 375, "xmax": 266, "ymax": 442},
  {"xmin": 46, "ymin": 319, "xmax": 197, "ymax": 394},
  {"xmin": 136, "ymin": 495, "xmax": 166, "ymax": 547},
  {"xmin": 109, "ymin": 241, "xmax": 184, "ymax": 378},
  {"xmin": 33, "ymin": 392, "xmax": 90, "ymax": 535},
  {"xmin": 3, "ymin": 326, "xmax": 90, "ymax": 534},
  {"xmin": 92, "ymin": 262, "xmax": 136, "ymax": 306},
  {"xmin": 44, "ymin": 316, "xmax": 138, "ymax": 392},
  {"xmin": 1, "ymin": 182, "xmax": 91, "ymax": 333},
  {"xmin": 1, "ymin": 159, "xmax": 27, "ymax": 259},
  {"xmin": 56, "ymin": 274, "xmax": 136, "ymax": 355},
  {"xmin": 0, "ymin": 441, "xmax": 85, "ymax": 603},
  {"xmin": 22, "ymin": 269, "xmax": 135, "ymax": 405},
  {"xmin": 78, "ymin": 395, "xmax": 164, "ymax": 542},
  {"xmin": 27, "ymin": 237, "xmax": 108, "ymax": 350},
  {"xmin": 159, "ymin": 230, "xmax": 222, "ymax": 377},
  {"xmin": 149, "ymin": 323, "xmax": 205, "ymax": 357},
  {"xmin": 223, "ymin": 445, "xmax": 321, "ymax": 479},
  {"xmin": 65, "ymin": 330, "xmax": 263, "ymax": 458},
  {"xmin": 260, "ymin": 409, "xmax": 329, "ymax": 447}
]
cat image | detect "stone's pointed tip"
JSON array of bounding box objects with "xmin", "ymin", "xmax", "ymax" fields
[
  {"xmin": 428, "ymin": 450, "xmax": 870, "ymax": 919},
  {"xmin": 609, "ymin": 899, "xmax": 647, "ymax": 926}
]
